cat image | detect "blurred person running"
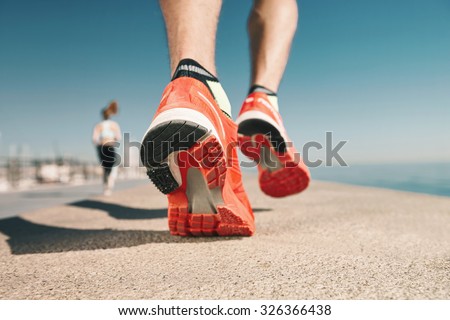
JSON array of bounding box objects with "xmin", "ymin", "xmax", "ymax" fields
[{"xmin": 92, "ymin": 101, "xmax": 121, "ymax": 196}]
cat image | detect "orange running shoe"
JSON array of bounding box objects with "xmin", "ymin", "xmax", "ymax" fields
[
  {"xmin": 236, "ymin": 92, "xmax": 310, "ymax": 198},
  {"xmin": 140, "ymin": 76, "xmax": 254, "ymax": 236}
]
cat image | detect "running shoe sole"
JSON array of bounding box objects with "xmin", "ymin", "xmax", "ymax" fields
[
  {"xmin": 141, "ymin": 117, "xmax": 253, "ymax": 236},
  {"xmin": 238, "ymin": 118, "xmax": 310, "ymax": 198}
]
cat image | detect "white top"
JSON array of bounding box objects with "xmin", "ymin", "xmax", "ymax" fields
[{"xmin": 92, "ymin": 120, "xmax": 121, "ymax": 145}]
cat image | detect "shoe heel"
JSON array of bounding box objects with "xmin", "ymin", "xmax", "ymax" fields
[
  {"xmin": 140, "ymin": 120, "xmax": 209, "ymax": 194},
  {"xmin": 145, "ymin": 163, "xmax": 179, "ymax": 194},
  {"xmin": 238, "ymin": 135, "xmax": 310, "ymax": 198}
]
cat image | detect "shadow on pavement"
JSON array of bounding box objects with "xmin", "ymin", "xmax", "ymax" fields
[
  {"xmin": 0, "ymin": 203, "xmax": 272, "ymax": 255},
  {"xmin": 69, "ymin": 200, "xmax": 167, "ymax": 220},
  {"xmin": 0, "ymin": 217, "xmax": 243, "ymax": 255},
  {"xmin": 69, "ymin": 200, "xmax": 272, "ymax": 220}
]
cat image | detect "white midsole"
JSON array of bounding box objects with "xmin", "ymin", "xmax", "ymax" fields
[
  {"xmin": 142, "ymin": 108, "xmax": 223, "ymax": 186},
  {"xmin": 142, "ymin": 108, "xmax": 222, "ymax": 146},
  {"xmin": 235, "ymin": 110, "xmax": 289, "ymax": 143}
]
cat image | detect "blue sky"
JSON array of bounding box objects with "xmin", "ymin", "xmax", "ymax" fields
[{"xmin": 1, "ymin": 0, "xmax": 449, "ymax": 164}]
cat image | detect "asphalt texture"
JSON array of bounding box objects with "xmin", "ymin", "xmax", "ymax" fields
[{"xmin": 0, "ymin": 175, "xmax": 449, "ymax": 299}]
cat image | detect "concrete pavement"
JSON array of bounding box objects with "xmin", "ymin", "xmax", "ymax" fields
[
  {"xmin": 0, "ymin": 175, "xmax": 449, "ymax": 299},
  {"xmin": 0, "ymin": 179, "xmax": 148, "ymax": 219}
]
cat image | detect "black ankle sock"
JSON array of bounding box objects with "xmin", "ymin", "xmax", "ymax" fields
[
  {"xmin": 172, "ymin": 58, "xmax": 219, "ymax": 100},
  {"xmin": 248, "ymin": 84, "xmax": 277, "ymax": 96},
  {"xmin": 172, "ymin": 58, "xmax": 218, "ymax": 82},
  {"xmin": 172, "ymin": 58, "xmax": 231, "ymax": 118}
]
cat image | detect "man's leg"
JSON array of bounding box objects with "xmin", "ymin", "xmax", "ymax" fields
[
  {"xmin": 236, "ymin": 0, "xmax": 310, "ymax": 198},
  {"xmin": 160, "ymin": 0, "xmax": 221, "ymax": 76},
  {"xmin": 248, "ymin": 0, "xmax": 298, "ymax": 93},
  {"xmin": 139, "ymin": 0, "xmax": 255, "ymax": 236}
]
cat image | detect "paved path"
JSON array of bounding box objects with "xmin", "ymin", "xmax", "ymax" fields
[
  {"xmin": 0, "ymin": 179, "xmax": 147, "ymax": 219},
  {"xmin": 0, "ymin": 175, "xmax": 449, "ymax": 299}
]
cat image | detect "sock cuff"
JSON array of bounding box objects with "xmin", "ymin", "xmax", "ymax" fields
[
  {"xmin": 172, "ymin": 58, "xmax": 217, "ymax": 81},
  {"xmin": 248, "ymin": 84, "xmax": 277, "ymax": 96}
]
